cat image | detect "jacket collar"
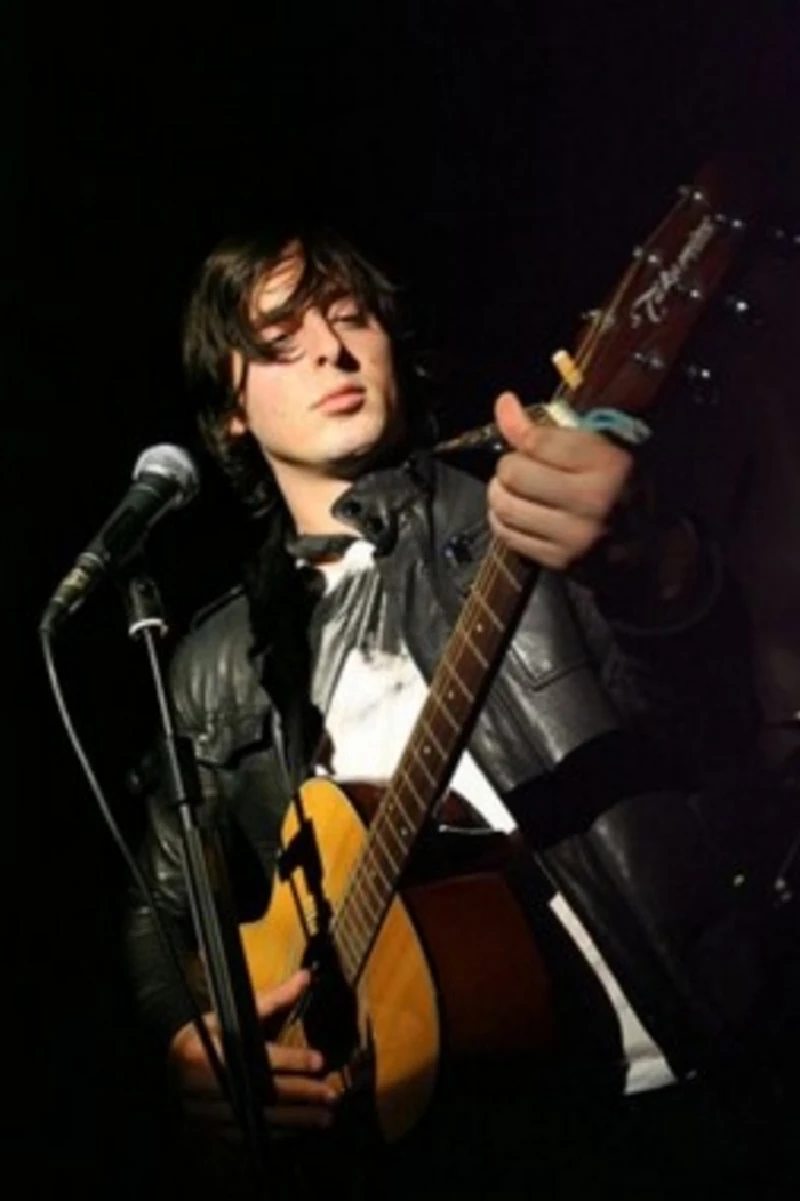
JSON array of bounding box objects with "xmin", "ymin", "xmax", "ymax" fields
[{"xmin": 327, "ymin": 452, "xmax": 433, "ymax": 556}]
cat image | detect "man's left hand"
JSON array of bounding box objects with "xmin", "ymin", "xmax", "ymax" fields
[{"xmin": 487, "ymin": 391, "xmax": 633, "ymax": 570}]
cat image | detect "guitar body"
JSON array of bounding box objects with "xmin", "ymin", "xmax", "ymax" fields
[{"xmin": 239, "ymin": 777, "xmax": 555, "ymax": 1143}]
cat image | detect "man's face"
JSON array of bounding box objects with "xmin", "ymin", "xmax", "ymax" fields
[{"xmin": 229, "ymin": 247, "xmax": 402, "ymax": 479}]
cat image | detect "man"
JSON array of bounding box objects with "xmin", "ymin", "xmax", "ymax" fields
[{"xmin": 125, "ymin": 225, "xmax": 794, "ymax": 1197}]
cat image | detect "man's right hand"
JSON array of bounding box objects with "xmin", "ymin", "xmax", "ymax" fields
[{"xmin": 168, "ymin": 969, "xmax": 339, "ymax": 1136}]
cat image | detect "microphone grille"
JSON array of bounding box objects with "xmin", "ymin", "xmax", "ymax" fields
[{"xmin": 133, "ymin": 443, "xmax": 200, "ymax": 505}]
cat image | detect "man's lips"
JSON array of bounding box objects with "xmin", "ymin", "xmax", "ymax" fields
[{"xmin": 315, "ymin": 386, "xmax": 366, "ymax": 414}]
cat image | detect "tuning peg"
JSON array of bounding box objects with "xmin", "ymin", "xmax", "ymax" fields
[
  {"xmin": 675, "ymin": 279, "xmax": 704, "ymax": 303},
  {"xmin": 722, "ymin": 293, "xmax": 764, "ymax": 327},
  {"xmin": 683, "ymin": 362, "xmax": 718, "ymax": 405},
  {"xmin": 770, "ymin": 226, "xmax": 800, "ymax": 255},
  {"xmin": 632, "ymin": 246, "xmax": 663, "ymax": 267},
  {"xmin": 632, "ymin": 348, "xmax": 666, "ymax": 372},
  {"xmin": 774, "ymin": 876, "xmax": 794, "ymax": 905},
  {"xmin": 678, "ymin": 185, "xmax": 709, "ymax": 206},
  {"xmin": 713, "ymin": 212, "xmax": 747, "ymax": 234},
  {"xmin": 581, "ymin": 308, "xmax": 616, "ymax": 335}
]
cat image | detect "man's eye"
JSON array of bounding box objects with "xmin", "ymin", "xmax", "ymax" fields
[
  {"xmin": 332, "ymin": 308, "xmax": 367, "ymax": 326},
  {"xmin": 265, "ymin": 331, "xmax": 298, "ymax": 356}
]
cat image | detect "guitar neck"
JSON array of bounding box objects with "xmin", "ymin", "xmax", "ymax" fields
[{"xmin": 332, "ymin": 536, "xmax": 534, "ymax": 985}]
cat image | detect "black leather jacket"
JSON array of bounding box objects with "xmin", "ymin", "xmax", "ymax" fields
[{"xmin": 125, "ymin": 450, "xmax": 769, "ymax": 1085}]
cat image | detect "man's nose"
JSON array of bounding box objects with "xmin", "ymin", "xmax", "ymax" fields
[{"xmin": 306, "ymin": 311, "xmax": 347, "ymax": 366}]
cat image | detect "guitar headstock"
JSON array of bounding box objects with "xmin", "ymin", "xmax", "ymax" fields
[
  {"xmin": 437, "ymin": 156, "xmax": 762, "ymax": 452},
  {"xmin": 563, "ymin": 157, "xmax": 761, "ymax": 416}
]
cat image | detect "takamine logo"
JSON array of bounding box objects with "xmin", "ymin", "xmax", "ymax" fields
[{"xmin": 629, "ymin": 215, "xmax": 716, "ymax": 327}]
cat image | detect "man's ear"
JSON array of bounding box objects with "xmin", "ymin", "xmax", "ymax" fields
[{"xmin": 227, "ymin": 412, "xmax": 248, "ymax": 437}]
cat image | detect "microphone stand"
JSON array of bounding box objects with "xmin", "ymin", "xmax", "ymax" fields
[{"xmin": 122, "ymin": 561, "xmax": 273, "ymax": 1196}]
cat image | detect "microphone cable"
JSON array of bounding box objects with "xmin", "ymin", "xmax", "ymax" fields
[{"xmin": 39, "ymin": 624, "xmax": 234, "ymax": 1110}]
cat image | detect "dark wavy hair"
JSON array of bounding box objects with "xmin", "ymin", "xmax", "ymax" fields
[{"xmin": 181, "ymin": 225, "xmax": 435, "ymax": 521}]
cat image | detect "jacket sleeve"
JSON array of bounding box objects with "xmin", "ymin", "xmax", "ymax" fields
[{"xmin": 566, "ymin": 529, "xmax": 763, "ymax": 787}]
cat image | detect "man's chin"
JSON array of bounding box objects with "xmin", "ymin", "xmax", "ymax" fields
[
  {"xmin": 323, "ymin": 423, "xmax": 407, "ymax": 480},
  {"xmin": 324, "ymin": 445, "xmax": 389, "ymax": 481}
]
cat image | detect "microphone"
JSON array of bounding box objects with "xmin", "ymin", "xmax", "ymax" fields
[{"xmin": 40, "ymin": 443, "xmax": 200, "ymax": 634}]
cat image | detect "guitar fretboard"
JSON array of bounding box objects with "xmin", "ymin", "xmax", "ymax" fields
[{"xmin": 331, "ymin": 535, "xmax": 533, "ymax": 984}]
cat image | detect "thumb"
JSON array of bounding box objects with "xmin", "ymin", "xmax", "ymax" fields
[
  {"xmin": 494, "ymin": 391, "xmax": 539, "ymax": 454},
  {"xmin": 254, "ymin": 969, "xmax": 311, "ymax": 1021}
]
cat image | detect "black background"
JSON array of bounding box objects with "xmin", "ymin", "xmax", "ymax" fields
[{"xmin": 10, "ymin": 3, "xmax": 800, "ymax": 1194}]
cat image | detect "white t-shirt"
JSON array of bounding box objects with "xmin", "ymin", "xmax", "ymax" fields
[{"xmin": 312, "ymin": 540, "xmax": 674, "ymax": 1094}]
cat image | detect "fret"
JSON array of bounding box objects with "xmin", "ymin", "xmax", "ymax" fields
[
  {"xmin": 415, "ymin": 712, "xmax": 448, "ymax": 759},
  {"xmin": 425, "ymin": 687, "xmax": 463, "ymax": 734},
  {"xmin": 455, "ymin": 625, "xmax": 490, "ymax": 669},
  {"xmin": 379, "ymin": 819, "xmax": 411, "ymax": 862},
  {"xmin": 333, "ymin": 933, "xmax": 357, "ymax": 984},
  {"xmin": 334, "ymin": 908, "xmax": 360, "ymax": 961},
  {"xmin": 440, "ymin": 683, "xmax": 465, "ymax": 709},
  {"xmin": 339, "ymin": 881, "xmax": 380, "ymax": 965},
  {"xmin": 471, "ymin": 587, "xmax": 505, "ymax": 632},
  {"xmin": 390, "ymin": 768, "xmax": 426, "ymax": 825},
  {"xmin": 333, "ymin": 912, "xmax": 366, "ymax": 977},
  {"xmin": 362, "ymin": 846, "xmax": 392, "ymax": 892},
  {"xmin": 332, "ymin": 907, "xmax": 358, "ymax": 957},
  {"xmin": 484, "ymin": 560, "xmax": 528, "ymax": 605},
  {"xmin": 361, "ymin": 848, "xmax": 392, "ymax": 899},
  {"xmin": 414, "ymin": 739, "xmax": 440, "ymax": 769},
  {"xmin": 489, "ymin": 550, "xmax": 527, "ymax": 591},
  {"xmin": 342, "ymin": 881, "xmax": 377, "ymax": 941},
  {"xmin": 439, "ymin": 657, "xmax": 475, "ymax": 704},
  {"xmin": 335, "ymin": 876, "xmax": 372, "ymax": 941},
  {"xmin": 406, "ymin": 745, "xmax": 440, "ymax": 788},
  {"xmin": 350, "ymin": 862, "xmax": 384, "ymax": 915},
  {"xmin": 383, "ymin": 789, "xmax": 420, "ymax": 832},
  {"xmin": 376, "ymin": 839, "xmax": 403, "ymax": 890},
  {"xmin": 346, "ymin": 886, "xmax": 381, "ymax": 944},
  {"xmin": 371, "ymin": 820, "xmax": 404, "ymax": 872},
  {"xmin": 336, "ymin": 942, "xmax": 358, "ymax": 987}
]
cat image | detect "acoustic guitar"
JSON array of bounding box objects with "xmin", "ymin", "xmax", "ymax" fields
[{"xmin": 233, "ymin": 157, "xmax": 761, "ymax": 1143}]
